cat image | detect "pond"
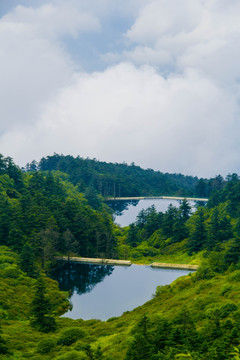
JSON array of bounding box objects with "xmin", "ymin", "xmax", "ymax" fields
[
  {"xmin": 51, "ymin": 262, "xmax": 193, "ymax": 321},
  {"xmin": 106, "ymin": 198, "xmax": 197, "ymax": 227}
]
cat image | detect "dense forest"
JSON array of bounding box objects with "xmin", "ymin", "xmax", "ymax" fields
[
  {"xmin": 24, "ymin": 154, "xmax": 226, "ymax": 198},
  {"xmin": 2, "ymin": 153, "xmax": 240, "ymax": 359},
  {"xmin": 0, "ymin": 154, "xmax": 118, "ymax": 270}
]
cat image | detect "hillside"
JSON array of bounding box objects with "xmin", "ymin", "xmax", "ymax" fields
[
  {"xmin": 1, "ymin": 245, "xmax": 240, "ymax": 359},
  {"xmin": 1, "ymin": 154, "xmax": 240, "ymax": 359},
  {"xmin": 26, "ymin": 154, "xmax": 202, "ymax": 197}
]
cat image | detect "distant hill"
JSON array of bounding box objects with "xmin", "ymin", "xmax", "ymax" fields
[{"xmin": 26, "ymin": 154, "xmax": 201, "ymax": 197}]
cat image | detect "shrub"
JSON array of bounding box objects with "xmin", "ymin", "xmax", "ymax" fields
[
  {"xmin": 219, "ymin": 303, "xmax": 238, "ymax": 319},
  {"xmin": 57, "ymin": 328, "xmax": 87, "ymax": 346},
  {"xmin": 36, "ymin": 338, "xmax": 56, "ymax": 354},
  {"xmin": 229, "ymin": 270, "xmax": 240, "ymax": 282},
  {"xmin": 154, "ymin": 285, "xmax": 171, "ymax": 297},
  {"xmin": 55, "ymin": 350, "xmax": 88, "ymax": 360},
  {"xmin": 220, "ymin": 284, "xmax": 233, "ymax": 296},
  {"xmin": 194, "ymin": 265, "xmax": 215, "ymax": 281}
]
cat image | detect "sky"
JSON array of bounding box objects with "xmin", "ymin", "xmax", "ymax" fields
[{"xmin": 1, "ymin": 0, "xmax": 240, "ymax": 178}]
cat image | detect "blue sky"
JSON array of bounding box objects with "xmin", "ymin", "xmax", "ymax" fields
[{"xmin": 1, "ymin": 0, "xmax": 240, "ymax": 177}]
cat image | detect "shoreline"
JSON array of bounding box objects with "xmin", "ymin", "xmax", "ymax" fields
[
  {"xmin": 57, "ymin": 256, "xmax": 199, "ymax": 270},
  {"xmin": 105, "ymin": 196, "xmax": 208, "ymax": 202},
  {"xmin": 57, "ymin": 256, "xmax": 132, "ymax": 266},
  {"xmin": 150, "ymin": 262, "xmax": 199, "ymax": 270}
]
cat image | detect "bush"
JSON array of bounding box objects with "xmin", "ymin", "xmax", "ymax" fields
[
  {"xmin": 219, "ymin": 303, "xmax": 238, "ymax": 318},
  {"xmin": 194, "ymin": 265, "xmax": 215, "ymax": 281},
  {"xmin": 55, "ymin": 350, "xmax": 88, "ymax": 360},
  {"xmin": 154, "ymin": 285, "xmax": 171, "ymax": 297},
  {"xmin": 0, "ymin": 265, "xmax": 22, "ymax": 279},
  {"xmin": 229, "ymin": 270, "xmax": 240, "ymax": 282},
  {"xmin": 36, "ymin": 338, "xmax": 56, "ymax": 354},
  {"xmin": 57, "ymin": 328, "xmax": 87, "ymax": 346},
  {"xmin": 220, "ymin": 284, "xmax": 233, "ymax": 296}
]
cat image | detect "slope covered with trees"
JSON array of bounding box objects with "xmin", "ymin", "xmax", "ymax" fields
[
  {"xmin": 1, "ymin": 154, "xmax": 240, "ymax": 359},
  {"xmin": 26, "ymin": 154, "xmax": 204, "ymax": 197},
  {"xmin": 0, "ymin": 154, "xmax": 117, "ymax": 270},
  {"xmin": 118, "ymin": 173, "xmax": 240, "ymax": 268}
]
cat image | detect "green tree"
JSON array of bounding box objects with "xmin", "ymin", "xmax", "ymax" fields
[
  {"xmin": 207, "ymin": 208, "xmax": 221, "ymax": 251},
  {"xmin": 162, "ymin": 204, "xmax": 178, "ymax": 238},
  {"xmin": 84, "ymin": 186, "xmax": 102, "ymax": 210},
  {"xmin": 172, "ymin": 214, "xmax": 188, "ymax": 243},
  {"xmin": 179, "ymin": 199, "xmax": 192, "ymax": 221},
  {"xmin": 30, "ymin": 276, "xmax": 56, "ymax": 332},
  {"xmin": 19, "ymin": 243, "xmax": 38, "ymax": 278},
  {"xmin": 188, "ymin": 208, "xmax": 206, "ymax": 253},
  {"xmin": 125, "ymin": 315, "xmax": 153, "ymax": 360},
  {"xmin": 62, "ymin": 229, "xmax": 75, "ymax": 260},
  {"xmin": 126, "ymin": 224, "xmax": 139, "ymax": 247}
]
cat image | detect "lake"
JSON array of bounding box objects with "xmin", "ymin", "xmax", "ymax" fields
[
  {"xmin": 51, "ymin": 198, "xmax": 198, "ymax": 321},
  {"xmin": 106, "ymin": 198, "xmax": 197, "ymax": 227},
  {"xmin": 51, "ymin": 262, "xmax": 192, "ymax": 321}
]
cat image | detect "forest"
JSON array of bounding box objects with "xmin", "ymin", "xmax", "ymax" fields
[
  {"xmin": 1, "ymin": 153, "xmax": 240, "ymax": 359},
  {"xmin": 25, "ymin": 154, "xmax": 225, "ymax": 198}
]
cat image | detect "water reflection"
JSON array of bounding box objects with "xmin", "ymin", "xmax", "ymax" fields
[
  {"xmin": 50, "ymin": 262, "xmax": 114, "ymax": 295},
  {"xmin": 106, "ymin": 199, "xmax": 139, "ymax": 216}
]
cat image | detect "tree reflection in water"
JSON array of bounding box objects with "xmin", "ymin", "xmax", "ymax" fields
[
  {"xmin": 106, "ymin": 200, "xmax": 139, "ymax": 216},
  {"xmin": 50, "ymin": 262, "xmax": 114, "ymax": 295}
]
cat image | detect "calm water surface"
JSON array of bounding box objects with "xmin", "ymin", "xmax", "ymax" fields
[{"xmin": 51, "ymin": 262, "xmax": 192, "ymax": 321}]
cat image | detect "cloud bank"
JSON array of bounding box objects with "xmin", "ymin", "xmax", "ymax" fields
[{"xmin": 0, "ymin": 0, "xmax": 240, "ymax": 177}]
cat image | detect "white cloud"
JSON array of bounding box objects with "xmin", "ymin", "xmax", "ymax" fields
[
  {"xmin": 1, "ymin": 1, "xmax": 240, "ymax": 178},
  {"xmin": 0, "ymin": 3, "xmax": 100, "ymax": 132},
  {"xmin": 2, "ymin": 63, "xmax": 239, "ymax": 177},
  {"xmin": 107, "ymin": 0, "xmax": 240, "ymax": 87},
  {"xmin": 126, "ymin": 0, "xmax": 203, "ymax": 44},
  {"xmin": 2, "ymin": 4, "xmax": 100, "ymax": 38}
]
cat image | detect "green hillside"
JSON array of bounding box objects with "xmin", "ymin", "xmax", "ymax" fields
[
  {"xmin": 1, "ymin": 154, "xmax": 240, "ymax": 359},
  {"xmin": 25, "ymin": 154, "xmax": 219, "ymax": 198}
]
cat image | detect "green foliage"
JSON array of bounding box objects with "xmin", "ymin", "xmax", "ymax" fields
[
  {"xmin": 36, "ymin": 338, "xmax": 56, "ymax": 354},
  {"xmin": 19, "ymin": 243, "xmax": 38, "ymax": 278},
  {"xmin": 187, "ymin": 208, "xmax": 206, "ymax": 253},
  {"xmin": 0, "ymin": 323, "xmax": 8, "ymax": 354},
  {"xmin": 57, "ymin": 327, "xmax": 87, "ymax": 346},
  {"xmin": 36, "ymin": 154, "xmax": 200, "ymax": 197},
  {"xmin": 30, "ymin": 276, "xmax": 57, "ymax": 332},
  {"xmin": 55, "ymin": 350, "xmax": 88, "ymax": 360},
  {"xmin": 3, "ymin": 154, "xmax": 240, "ymax": 359},
  {"xmin": 0, "ymin": 155, "xmax": 118, "ymax": 261}
]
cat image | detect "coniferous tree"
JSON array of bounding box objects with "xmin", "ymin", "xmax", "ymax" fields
[
  {"xmin": 126, "ymin": 224, "xmax": 139, "ymax": 247},
  {"xmin": 30, "ymin": 276, "xmax": 56, "ymax": 332},
  {"xmin": 162, "ymin": 204, "xmax": 178, "ymax": 238},
  {"xmin": 125, "ymin": 315, "xmax": 153, "ymax": 360},
  {"xmin": 179, "ymin": 199, "xmax": 192, "ymax": 221},
  {"xmin": 20, "ymin": 243, "xmax": 38, "ymax": 278},
  {"xmin": 188, "ymin": 208, "xmax": 206, "ymax": 253},
  {"xmin": 207, "ymin": 208, "xmax": 221, "ymax": 251}
]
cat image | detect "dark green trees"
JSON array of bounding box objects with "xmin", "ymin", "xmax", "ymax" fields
[
  {"xmin": 187, "ymin": 208, "xmax": 206, "ymax": 253},
  {"xmin": 126, "ymin": 315, "xmax": 153, "ymax": 360},
  {"xmin": 19, "ymin": 243, "xmax": 38, "ymax": 278},
  {"xmin": 0, "ymin": 323, "xmax": 8, "ymax": 355},
  {"xmin": 30, "ymin": 277, "xmax": 56, "ymax": 332}
]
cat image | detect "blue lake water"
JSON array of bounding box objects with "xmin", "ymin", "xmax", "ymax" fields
[{"xmin": 51, "ymin": 262, "xmax": 192, "ymax": 321}]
